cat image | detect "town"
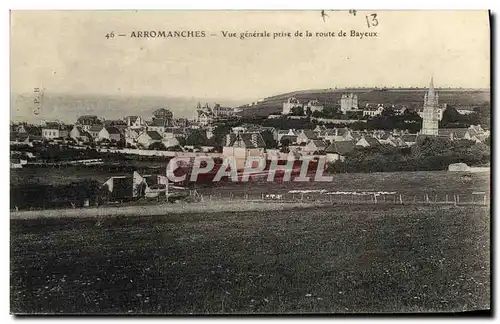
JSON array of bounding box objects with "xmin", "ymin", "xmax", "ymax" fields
[{"xmin": 10, "ymin": 78, "xmax": 490, "ymax": 171}]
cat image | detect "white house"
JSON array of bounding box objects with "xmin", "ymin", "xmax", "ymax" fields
[
  {"xmin": 98, "ymin": 126, "xmax": 122, "ymax": 142},
  {"xmin": 223, "ymin": 132, "xmax": 266, "ymax": 170},
  {"xmin": 42, "ymin": 123, "xmax": 69, "ymax": 140},
  {"xmin": 136, "ymin": 131, "xmax": 164, "ymax": 148},
  {"xmin": 363, "ymin": 104, "xmax": 385, "ymax": 117}
]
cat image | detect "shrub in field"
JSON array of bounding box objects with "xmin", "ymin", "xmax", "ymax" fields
[{"xmin": 10, "ymin": 179, "xmax": 102, "ymax": 210}]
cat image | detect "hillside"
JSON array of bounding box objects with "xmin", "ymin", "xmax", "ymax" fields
[{"xmin": 237, "ymin": 88, "xmax": 491, "ymax": 117}]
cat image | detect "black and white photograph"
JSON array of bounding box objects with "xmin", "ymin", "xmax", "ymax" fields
[{"xmin": 9, "ymin": 9, "xmax": 491, "ymax": 315}]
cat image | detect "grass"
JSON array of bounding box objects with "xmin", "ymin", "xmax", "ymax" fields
[
  {"xmin": 198, "ymin": 170, "xmax": 490, "ymax": 197},
  {"xmin": 10, "ymin": 204, "xmax": 490, "ymax": 314}
]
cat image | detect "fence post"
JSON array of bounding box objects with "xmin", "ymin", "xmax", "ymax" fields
[
  {"xmin": 457, "ymin": 194, "xmax": 460, "ymax": 205},
  {"xmin": 352, "ymin": 194, "xmax": 355, "ymax": 204},
  {"xmin": 484, "ymin": 194, "xmax": 487, "ymax": 206},
  {"xmin": 453, "ymin": 194, "xmax": 457, "ymax": 206},
  {"xmin": 434, "ymin": 194, "xmax": 437, "ymax": 203},
  {"xmin": 399, "ymin": 194, "xmax": 403, "ymax": 204},
  {"xmin": 445, "ymin": 194, "xmax": 448, "ymax": 203},
  {"xmin": 373, "ymin": 194, "xmax": 377, "ymax": 204},
  {"xmin": 301, "ymin": 192, "xmax": 304, "ymax": 201}
]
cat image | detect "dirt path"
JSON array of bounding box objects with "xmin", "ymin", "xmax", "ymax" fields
[{"xmin": 10, "ymin": 199, "xmax": 322, "ymax": 220}]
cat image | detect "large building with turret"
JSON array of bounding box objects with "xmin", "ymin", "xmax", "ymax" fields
[{"xmin": 340, "ymin": 93, "xmax": 359, "ymax": 113}]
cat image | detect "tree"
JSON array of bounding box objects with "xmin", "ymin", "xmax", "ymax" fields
[
  {"xmin": 148, "ymin": 142, "xmax": 167, "ymax": 150},
  {"xmin": 185, "ymin": 129, "xmax": 208, "ymax": 146},
  {"xmin": 322, "ymin": 105, "xmax": 342, "ymax": 118},
  {"xmin": 312, "ymin": 110, "xmax": 323, "ymax": 118},
  {"xmin": 381, "ymin": 106, "xmax": 396, "ymax": 117},
  {"xmin": 166, "ymin": 145, "xmax": 184, "ymax": 152},
  {"xmin": 212, "ymin": 125, "xmax": 232, "ymax": 147},
  {"xmin": 441, "ymin": 106, "xmax": 462, "ymax": 125},
  {"xmin": 260, "ymin": 130, "xmax": 277, "ymax": 149},
  {"xmin": 290, "ymin": 106, "xmax": 304, "ymax": 116}
]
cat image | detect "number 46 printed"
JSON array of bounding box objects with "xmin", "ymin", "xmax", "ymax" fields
[{"xmin": 366, "ymin": 13, "xmax": 379, "ymax": 28}]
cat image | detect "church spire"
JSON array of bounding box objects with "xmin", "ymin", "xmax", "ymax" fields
[
  {"xmin": 427, "ymin": 76, "xmax": 435, "ymax": 98},
  {"xmin": 421, "ymin": 76, "xmax": 439, "ymax": 136}
]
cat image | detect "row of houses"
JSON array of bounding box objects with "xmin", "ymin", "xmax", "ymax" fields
[{"xmin": 219, "ymin": 123, "xmax": 490, "ymax": 169}]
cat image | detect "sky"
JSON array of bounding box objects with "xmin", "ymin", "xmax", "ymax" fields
[{"xmin": 11, "ymin": 10, "xmax": 490, "ymax": 102}]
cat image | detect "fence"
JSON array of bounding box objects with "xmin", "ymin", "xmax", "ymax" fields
[{"xmin": 195, "ymin": 190, "xmax": 490, "ymax": 206}]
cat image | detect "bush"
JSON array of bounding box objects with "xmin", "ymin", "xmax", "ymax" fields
[
  {"xmin": 327, "ymin": 138, "xmax": 490, "ymax": 173},
  {"xmin": 11, "ymin": 179, "xmax": 102, "ymax": 210}
]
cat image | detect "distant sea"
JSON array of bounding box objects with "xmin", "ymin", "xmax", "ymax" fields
[{"xmin": 10, "ymin": 93, "xmax": 248, "ymax": 124}]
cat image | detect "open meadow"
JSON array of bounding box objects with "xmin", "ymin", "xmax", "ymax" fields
[{"xmin": 11, "ymin": 203, "xmax": 489, "ymax": 314}]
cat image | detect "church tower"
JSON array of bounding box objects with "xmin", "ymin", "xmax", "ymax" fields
[{"xmin": 421, "ymin": 77, "xmax": 440, "ymax": 136}]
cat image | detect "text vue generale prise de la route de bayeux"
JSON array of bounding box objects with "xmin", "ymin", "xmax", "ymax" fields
[{"xmin": 123, "ymin": 30, "xmax": 378, "ymax": 40}]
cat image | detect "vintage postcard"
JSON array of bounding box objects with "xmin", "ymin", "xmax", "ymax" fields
[{"xmin": 10, "ymin": 10, "xmax": 490, "ymax": 314}]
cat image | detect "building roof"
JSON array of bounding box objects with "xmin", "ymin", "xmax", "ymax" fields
[
  {"xmin": 325, "ymin": 140, "xmax": 356, "ymax": 155},
  {"xmin": 89, "ymin": 125, "xmax": 104, "ymax": 133},
  {"xmin": 105, "ymin": 126, "xmax": 121, "ymax": 135},
  {"xmin": 402, "ymin": 134, "xmax": 418, "ymax": 142},
  {"xmin": 149, "ymin": 118, "xmax": 169, "ymax": 127},
  {"xmin": 146, "ymin": 131, "xmax": 163, "ymax": 140},
  {"xmin": 438, "ymin": 128, "xmax": 468, "ymax": 139},
  {"xmin": 43, "ymin": 123, "xmax": 70, "ymax": 131},
  {"xmin": 104, "ymin": 120, "xmax": 126, "ymax": 127},
  {"xmin": 300, "ymin": 130, "xmax": 317, "ymax": 139},
  {"xmin": 226, "ymin": 132, "xmax": 266, "ymax": 148},
  {"xmin": 309, "ymin": 140, "xmax": 329, "ymax": 150},
  {"xmin": 76, "ymin": 115, "xmax": 100, "ymax": 124},
  {"xmin": 361, "ymin": 136, "xmax": 380, "ymax": 146},
  {"xmin": 280, "ymin": 135, "xmax": 298, "ymax": 143},
  {"xmin": 24, "ymin": 126, "xmax": 42, "ymax": 136},
  {"xmin": 165, "ymin": 127, "xmax": 185, "ymax": 135},
  {"xmin": 379, "ymin": 133, "xmax": 391, "ymax": 140}
]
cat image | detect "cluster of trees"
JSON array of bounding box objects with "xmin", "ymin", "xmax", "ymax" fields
[
  {"xmin": 440, "ymin": 105, "xmax": 490, "ymax": 129},
  {"xmin": 11, "ymin": 179, "xmax": 102, "ymax": 210},
  {"xmin": 327, "ymin": 137, "xmax": 490, "ymax": 173}
]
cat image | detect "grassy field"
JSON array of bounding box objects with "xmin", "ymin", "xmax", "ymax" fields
[
  {"xmin": 10, "ymin": 162, "xmax": 168, "ymax": 186},
  {"xmin": 198, "ymin": 171, "xmax": 490, "ymax": 198},
  {"xmin": 11, "ymin": 168, "xmax": 490, "ymax": 195},
  {"xmin": 11, "ymin": 204, "xmax": 490, "ymax": 314}
]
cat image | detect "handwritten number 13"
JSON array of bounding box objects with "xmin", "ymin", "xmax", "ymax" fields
[{"xmin": 366, "ymin": 14, "xmax": 379, "ymax": 28}]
